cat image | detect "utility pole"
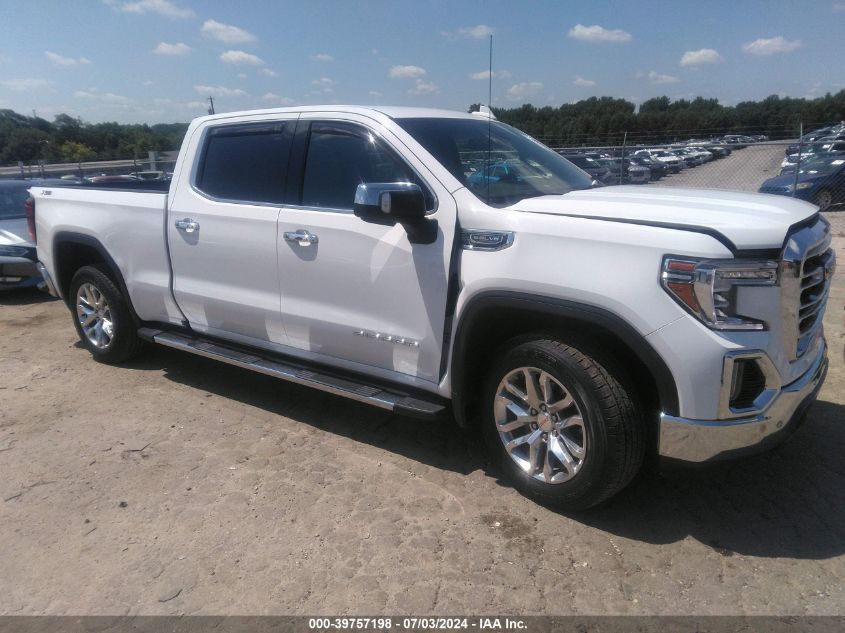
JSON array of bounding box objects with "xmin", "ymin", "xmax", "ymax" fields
[{"xmin": 207, "ymin": 96, "xmax": 215, "ymax": 115}]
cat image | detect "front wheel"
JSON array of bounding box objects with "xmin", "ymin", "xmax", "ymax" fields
[
  {"xmin": 481, "ymin": 335, "xmax": 645, "ymax": 510},
  {"xmin": 69, "ymin": 265, "xmax": 144, "ymax": 364}
]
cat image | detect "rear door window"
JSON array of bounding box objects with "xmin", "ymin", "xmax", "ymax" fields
[{"xmin": 196, "ymin": 121, "xmax": 294, "ymax": 204}]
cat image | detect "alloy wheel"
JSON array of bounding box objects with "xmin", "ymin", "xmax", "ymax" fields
[{"xmin": 493, "ymin": 367, "xmax": 587, "ymax": 484}]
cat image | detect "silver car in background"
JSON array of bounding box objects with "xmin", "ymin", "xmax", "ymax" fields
[{"xmin": 0, "ymin": 180, "xmax": 47, "ymax": 290}]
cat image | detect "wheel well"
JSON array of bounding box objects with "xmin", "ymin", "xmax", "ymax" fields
[
  {"xmin": 451, "ymin": 295, "xmax": 677, "ymax": 454},
  {"xmin": 54, "ymin": 241, "xmax": 105, "ymax": 302}
]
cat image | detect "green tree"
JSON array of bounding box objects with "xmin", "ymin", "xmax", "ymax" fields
[{"xmin": 60, "ymin": 141, "xmax": 96, "ymax": 163}]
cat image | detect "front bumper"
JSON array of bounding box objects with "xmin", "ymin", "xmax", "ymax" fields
[{"xmin": 658, "ymin": 340, "xmax": 828, "ymax": 463}]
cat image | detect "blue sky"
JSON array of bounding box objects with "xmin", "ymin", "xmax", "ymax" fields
[{"xmin": 1, "ymin": 0, "xmax": 843, "ymax": 123}]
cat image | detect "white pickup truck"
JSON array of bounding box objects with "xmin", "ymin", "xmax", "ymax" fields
[{"xmin": 29, "ymin": 106, "xmax": 834, "ymax": 509}]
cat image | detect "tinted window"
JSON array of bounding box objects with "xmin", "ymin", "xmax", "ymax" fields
[
  {"xmin": 197, "ymin": 122, "xmax": 293, "ymax": 204},
  {"xmin": 396, "ymin": 118, "xmax": 592, "ymax": 208},
  {"xmin": 0, "ymin": 185, "xmax": 29, "ymax": 220},
  {"xmin": 300, "ymin": 122, "xmax": 425, "ymax": 211}
]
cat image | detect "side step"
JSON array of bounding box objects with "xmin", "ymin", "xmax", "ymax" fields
[{"xmin": 138, "ymin": 328, "xmax": 446, "ymax": 420}]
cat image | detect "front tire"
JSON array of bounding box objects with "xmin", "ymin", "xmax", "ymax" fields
[
  {"xmin": 69, "ymin": 265, "xmax": 143, "ymax": 364},
  {"xmin": 481, "ymin": 335, "xmax": 645, "ymax": 510}
]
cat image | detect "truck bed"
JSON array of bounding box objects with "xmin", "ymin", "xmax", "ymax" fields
[{"xmin": 31, "ymin": 184, "xmax": 183, "ymax": 325}]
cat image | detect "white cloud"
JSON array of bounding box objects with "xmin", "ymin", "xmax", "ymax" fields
[
  {"xmin": 389, "ymin": 65, "xmax": 426, "ymax": 79},
  {"xmin": 469, "ymin": 70, "xmax": 492, "ymax": 81},
  {"xmin": 369, "ymin": 90, "xmax": 382, "ymax": 97},
  {"xmin": 0, "ymin": 78, "xmax": 50, "ymax": 91},
  {"xmin": 262, "ymin": 92, "xmax": 294, "ymax": 105},
  {"xmin": 742, "ymin": 36, "xmax": 802, "ymax": 56},
  {"xmin": 680, "ymin": 48, "xmax": 723, "ymax": 66},
  {"xmin": 408, "ymin": 79, "xmax": 439, "ymax": 95},
  {"xmin": 468, "ymin": 69, "xmax": 510, "ymax": 80},
  {"xmin": 261, "ymin": 68, "xmax": 279, "ymax": 78},
  {"xmin": 220, "ymin": 50, "xmax": 264, "ymax": 66},
  {"xmin": 507, "ymin": 81, "xmax": 543, "ymax": 99},
  {"xmin": 639, "ymin": 70, "xmax": 680, "ymax": 84},
  {"xmin": 201, "ymin": 19, "xmax": 257, "ymax": 44},
  {"xmin": 568, "ymin": 24, "xmax": 632, "ymax": 43},
  {"xmin": 119, "ymin": 0, "xmax": 193, "ymax": 18},
  {"xmin": 311, "ymin": 53, "xmax": 334, "ymax": 62},
  {"xmin": 237, "ymin": 73, "xmax": 247, "ymax": 79},
  {"xmin": 573, "ymin": 76, "xmax": 596, "ymax": 87},
  {"xmin": 311, "ymin": 77, "xmax": 334, "ymax": 93},
  {"xmin": 45, "ymin": 51, "xmax": 91, "ymax": 66},
  {"xmin": 194, "ymin": 84, "xmax": 249, "ymax": 97},
  {"xmin": 74, "ymin": 89, "xmax": 131, "ymax": 104},
  {"xmin": 442, "ymin": 24, "xmax": 494, "ymax": 40},
  {"xmin": 152, "ymin": 42, "xmax": 192, "ymax": 56}
]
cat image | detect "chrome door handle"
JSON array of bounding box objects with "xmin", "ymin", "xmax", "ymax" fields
[
  {"xmin": 175, "ymin": 218, "xmax": 199, "ymax": 233},
  {"xmin": 283, "ymin": 229, "xmax": 318, "ymax": 246}
]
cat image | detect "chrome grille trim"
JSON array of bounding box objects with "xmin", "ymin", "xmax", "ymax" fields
[{"xmin": 781, "ymin": 217, "xmax": 835, "ymax": 361}]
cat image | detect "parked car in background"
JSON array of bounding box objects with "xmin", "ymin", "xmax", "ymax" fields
[
  {"xmin": 596, "ymin": 158, "xmax": 650, "ymax": 184},
  {"xmin": 633, "ymin": 149, "xmax": 682, "ymax": 173},
  {"xmin": 559, "ymin": 154, "xmax": 612, "ymax": 184},
  {"xmin": 628, "ymin": 155, "xmax": 666, "ymax": 180},
  {"xmin": 761, "ymin": 154, "xmax": 845, "ymax": 210},
  {"xmin": 780, "ymin": 141, "xmax": 845, "ymax": 174},
  {"xmin": 86, "ymin": 175, "xmax": 141, "ymax": 184},
  {"xmin": 0, "ymin": 180, "xmax": 43, "ymax": 289},
  {"xmin": 667, "ymin": 148, "xmax": 699, "ymax": 168},
  {"xmin": 786, "ymin": 126, "xmax": 839, "ymax": 155}
]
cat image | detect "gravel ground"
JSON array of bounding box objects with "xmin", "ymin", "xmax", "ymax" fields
[{"xmin": 1, "ymin": 165, "xmax": 844, "ymax": 615}]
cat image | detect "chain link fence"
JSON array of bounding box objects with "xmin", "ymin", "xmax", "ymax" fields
[{"xmin": 0, "ymin": 155, "xmax": 177, "ymax": 183}]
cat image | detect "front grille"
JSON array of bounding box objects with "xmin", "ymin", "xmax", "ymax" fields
[
  {"xmin": 782, "ymin": 217, "xmax": 835, "ymax": 360},
  {"xmin": 796, "ymin": 245, "xmax": 834, "ymax": 356}
]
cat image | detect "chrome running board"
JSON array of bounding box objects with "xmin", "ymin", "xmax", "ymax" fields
[{"xmin": 138, "ymin": 328, "xmax": 445, "ymax": 420}]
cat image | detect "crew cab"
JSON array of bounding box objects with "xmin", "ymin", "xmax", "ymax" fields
[{"xmin": 30, "ymin": 106, "xmax": 834, "ymax": 509}]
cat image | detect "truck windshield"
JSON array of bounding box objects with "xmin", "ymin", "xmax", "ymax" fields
[{"xmin": 396, "ymin": 117, "xmax": 592, "ymax": 207}]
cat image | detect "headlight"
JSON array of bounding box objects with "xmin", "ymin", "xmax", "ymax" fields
[
  {"xmin": 795, "ymin": 182, "xmax": 813, "ymax": 190},
  {"xmin": 0, "ymin": 245, "xmax": 29, "ymax": 257},
  {"xmin": 661, "ymin": 257, "xmax": 778, "ymax": 330}
]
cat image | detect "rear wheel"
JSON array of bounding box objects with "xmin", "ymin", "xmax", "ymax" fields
[
  {"xmin": 481, "ymin": 335, "xmax": 645, "ymax": 510},
  {"xmin": 814, "ymin": 188, "xmax": 833, "ymax": 211},
  {"xmin": 69, "ymin": 265, "xmax": 143, "ymax": 364}
]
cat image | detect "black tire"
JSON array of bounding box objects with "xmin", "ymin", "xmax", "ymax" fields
[
  {"xmin": 481, "ymin": 334, "xmax": 645, "ymax": 510},
  {"xmin": 68, "ymin": 264, "xmax": 144, "ymax": 364},
  {"xmin": 813, "ymin": 188, "xmax": 833, "ymax": 212}
]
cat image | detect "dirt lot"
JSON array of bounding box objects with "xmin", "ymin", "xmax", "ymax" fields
[{"xmin": 1, "ymin": 173, "xmax": 844, "ymax": 614}]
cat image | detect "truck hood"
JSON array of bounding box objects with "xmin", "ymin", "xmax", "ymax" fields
[{"xmin": 507, "ymin": 186, "xmax": 818, "ymax": 251}]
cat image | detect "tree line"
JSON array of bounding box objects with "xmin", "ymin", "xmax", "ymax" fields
[
  {"xmin": 0, "ymin": 109, "xmax": 188, "ymax": 165},
  {"xmin": 3, "ymin": 90, "xmax": 845, "ymax": 164},
  {"xmin": 483, "ymin": 90, "xmax": 845, "ymax": 147}
]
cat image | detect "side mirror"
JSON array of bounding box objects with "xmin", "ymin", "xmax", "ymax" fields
[{"xmin": 353, "ymin": 182, "xmax": 426, "ymax": 224}]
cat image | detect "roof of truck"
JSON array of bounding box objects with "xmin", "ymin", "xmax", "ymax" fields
[{"xmin": 194, "ymin": 105, "xmax": 480, "ymax": 126}]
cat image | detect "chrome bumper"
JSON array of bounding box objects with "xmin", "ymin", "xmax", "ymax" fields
[
  {"xmin": 658, "ymin": 341, "xmax": 828, "ymax": 463},
  {"xmin": 36, "ymin": 261, "xmax": 60, "ymax": 297}
]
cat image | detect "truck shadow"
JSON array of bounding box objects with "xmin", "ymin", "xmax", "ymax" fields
[
  {"xmin": 0, "ymin": 287, "xmax": 58, "ymax": 305},
  {"xmin": 574, "ymin": 398, "xmax": 845, "ymax": 560},
  {"xmin": 127, "ymin": 346, "xmax": 483, "ymax": 477},
  {"xmin": 127, "ymin": 346, "xmax": 845, "ymax": 560}
]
